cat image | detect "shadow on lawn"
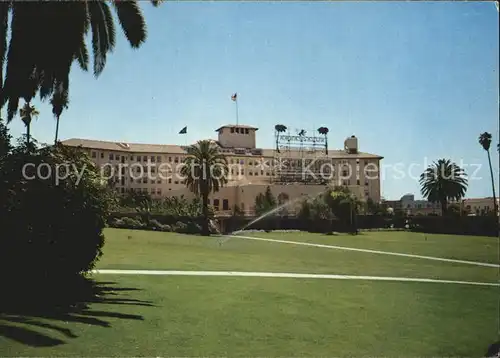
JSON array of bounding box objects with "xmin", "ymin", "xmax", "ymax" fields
[{"xmin": 0, "ymin": 277, "xmax": 154, "ymax": 347}]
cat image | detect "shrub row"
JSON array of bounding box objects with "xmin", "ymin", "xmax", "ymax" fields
[{"xmin": 109, "ymin": 216, "xmax": 207, "ymax": 235}]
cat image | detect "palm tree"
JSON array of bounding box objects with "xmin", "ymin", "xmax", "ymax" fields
[
  {"xmin": 180, "ymin": 140, "xmax": 228, "ymax": 236},
  {"xmin": 479, "ymin": 132, "xmax": 498, "ymax": 215},
  {"xmin": 19, "ymin": 102, "xmax": 39, "ymax": 146},
  {"xmin": 317, "ymin": 126, "xmax": 329, "ymax": 154},
  {"xmin": 274, "ymin": 124, "xmax": 287, "ymax": 153},
  {"xmin": 0, "ymin": 1, "xmax": 162, "ymax": 121},
  {"xmin": 50, "ymin": 85, "xmax": 69, "ymax": 145},
  {"xmin": 419, "ymin": 159, "xmax": 468, "ymax": 215}
]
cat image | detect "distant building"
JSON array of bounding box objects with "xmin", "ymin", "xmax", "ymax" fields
[
  {"xmin": 384, "ymin": 194, "xmax": 441, "ymax": 216},
  {"xmin": 462, "ymin": 197, "xmax": 499, "ymax": 216},
  {"xmin": 62, "ymin": 123, "xmax": 383, "ymax": 216}
]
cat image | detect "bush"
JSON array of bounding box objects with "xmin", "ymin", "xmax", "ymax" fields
[
  {"xmin": 173, "ymin": 221, "xmax": 188, "ymax": 233},
  {"xmin": 121, "ymin": 217, "xmax": 145, "ymax": 229},
  {"xmin": 111, "ymin": 218, "xmax": 125, "ymax": 228},
  {"xmin": 185, "ymin": 221, "xmax": 202, "ymax": 234},
  {"xmin": 0, "ymin": 144, "xmax": 114, "ymax": 288},
  {"xmin": 160, "ymin": 224, "xmax": 172, "ymax": 232},
  {"xmin": 147, "ymin": 219, "xmax": 164, "ymax": 231}
]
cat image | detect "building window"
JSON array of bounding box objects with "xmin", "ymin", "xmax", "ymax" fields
[
  {"xmin": 142, "ymin": 156, "xmax": 147, "ymax": 162},
  {"xmin": 109, "ymin": 154, "xmax": 114, "ymax": 160},
  {"xmin": 100, "ymin": 153, "xmax": 104, "ymax": 159},
  {"xmin": 115, "ymin": 155, "xmax": 120, "ymax": 161},
  {"xmin": 223, "ymin": 199, "xmax": 229, "ymax": 210},
  {"xmin": 137, "ymin": 156, "xmax": 141, "ymax": 162},
  {"xmin": 143, "ymin": 178, "xmax": 147, "ymax": 183},
  {"xmin": 150, "ymin": 188, "xmax": 155, "ymax": 194},
  {"xmin": 151, "ymin": 156, "xmax": 155, "ymax": 162},
  {"xmin": 158, "ymin": 188, "xmax": 162, "ymax": 195},
  {"xmin": 245, "ymin": 128, "xmax": 249, "ymax": 134},
  {"xmin": 157, "ymin": 179, "xmax": 161, "ymax": 184},
  {"xmin": 249, "ymin": 172, "xmax": 253, "ymax": 176},
  {"xmin": 130, "ymin": 155, "xmax": 134, "ymax": 161},
  {"xmin": 174, "ymin": 181, "xmax": 179, "ymax": 184},
  {"xmin": 157, "ymin": 156, "xmax": 161, "ymax": 162},
  {"xmin": 365, "ymin": 181, "xmax": 369, "ymax": 186},
  {"xmin": 213, "ymin": 199, "xmax": 220, "ymax": 210},
  {"xmin": 91, "ymin": 151, "xmax": 97, "ymax": 158},
  {"xmin": 168, "ymin": 179, "xmax": 172, "ymax": 184},
  {"xmin": 174, "ymin": 157, "xmax": 179, "ymax": 163},
  {"xmin": 231, "ymin": 127, "xmax": 235, "ymax": 133},
  {"xmin": 236, "ymin": 128, "xmax": 240, "ymax": 133}
]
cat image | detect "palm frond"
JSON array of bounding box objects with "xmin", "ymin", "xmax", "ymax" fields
[
  {"xmin": 419, "ymin": 159, "xmax": 468, "ymax": 204},
  {"xmin": 479, "ymin": 132, "xmax": 492, "ymax": 151},
  {"xmin": 0, "ymin": 1, "xmax": 11, "ymax": 101},
  {"xmin": 88, "ymin": 1, "xmax": 116, "ymax": 76},
  {"xmin": 112, "ymin": 0, "xmax": 146, "ymax": 48}
]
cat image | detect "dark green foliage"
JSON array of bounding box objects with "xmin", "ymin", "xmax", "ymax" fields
[
  {"xmin": 478, "ymin": 132, "xmax": 498, "ymax": 215},
  {"xmin": 181, "ymin": 140, "xmax": 228, "ymax": 236},
  {"xmin": 173, "ymin": 221, "xmax": 188, "ymax": 234},
  {"xmin": 161, "ymin": 224, "xmax": 172, "ymax": 232},
  {"xmin": 0, "ymin": 1, "xmax": 162, "ymax": 121},
  {"xmin": 325, "ymin": 186, "xmax": 361, "ymax": 221},
  {"xmin": 119, "ymin": 189, "xmax": 153, "ymax": 208},
  {"xmin": 118, "ymin": 217, "xmax": 145, "ymax": 230},
  {"xmin": 147, "ymin": 219, "xmax": 164, "ymax": 230},
  {"xmin": 298, "ymin": 199, "xmax": 312, "ymax": 220},
  {"xmin": 447, "ymin": 203, "xmax": 462, "ymax": 218},
  {"xmin": 419, "ymin": 159, "xmax": 468, "ymax": 215},
  {"xmin": 365, "ymin": 198, "xmax": 388, "ymax": 216},
  {"xmin": 0, "ymin": 141, "xmax": 114, "ymax": 286},
  {"xmin": 255, "ymin": 186, "xmax": 277, "ymax": 216},
  {"xmin": 0, "ymin": 118, "xmax": 12, "ymax": 158}
]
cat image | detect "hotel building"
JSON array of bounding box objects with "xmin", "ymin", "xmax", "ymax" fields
[{"xmin": 62, "ymin": 123, "xmax": 383, "ymax": 215}]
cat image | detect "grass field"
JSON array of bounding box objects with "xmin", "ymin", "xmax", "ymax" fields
[{"xmin": 1, "ymin": 228, "xmax": 498, "ymax": 357}]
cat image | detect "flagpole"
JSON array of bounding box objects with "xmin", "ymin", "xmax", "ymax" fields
[{"xmin": 235, "ymin": 97, "xmax": 239, "ymax": 125}]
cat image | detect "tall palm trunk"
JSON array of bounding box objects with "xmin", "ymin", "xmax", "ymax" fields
[
  {"xmin": 486, "ymin": 150, "xmax": 498, "ymax": 215},
  {"xmin": 26, "ymin": 123, "xmax": 30, "ymax": 146},
  {"xmin": 440, "ymin": 198, "xmax": 448, "ymax": 216},
  {"xmin": 201, "ymin": 191, "xmax": 210, "ymax": 236},
  {"xmin": 54, "ymin": 114, "xmax": 60, "ymax": 145}
]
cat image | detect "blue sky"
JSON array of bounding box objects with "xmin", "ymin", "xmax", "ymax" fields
[{"xmin": 4, "ymin": 1, "xmax": 499, "ymax": 200}]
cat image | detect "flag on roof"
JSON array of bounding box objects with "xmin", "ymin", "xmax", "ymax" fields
[
  {"xmin": 231, "ymin": 93, "xmax": 237, "ymax": 101},
  {"xmin": 178, "ymin": 126, "xmax": 187, "ymax": 134}
]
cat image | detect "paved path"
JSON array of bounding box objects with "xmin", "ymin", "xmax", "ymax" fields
[
  {"xmin": 92, "ymin": 269, "xmax": 499, "ymax": 287},
  {"xmin": 226, "ymin": 234, "xmax": 500, "ymax": 268}
]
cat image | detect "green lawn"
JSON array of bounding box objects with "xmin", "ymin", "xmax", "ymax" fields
[
  {"xmin": 236, "ymin": 230, "xmax": 499, "ymax": 264},
  {"xmin": 97, "ymin": 229, "xmax": 497, "ymax": 283},
  {"xmin": 1, "ymin": 228, "xmax": 498, "ymax": 357}
]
